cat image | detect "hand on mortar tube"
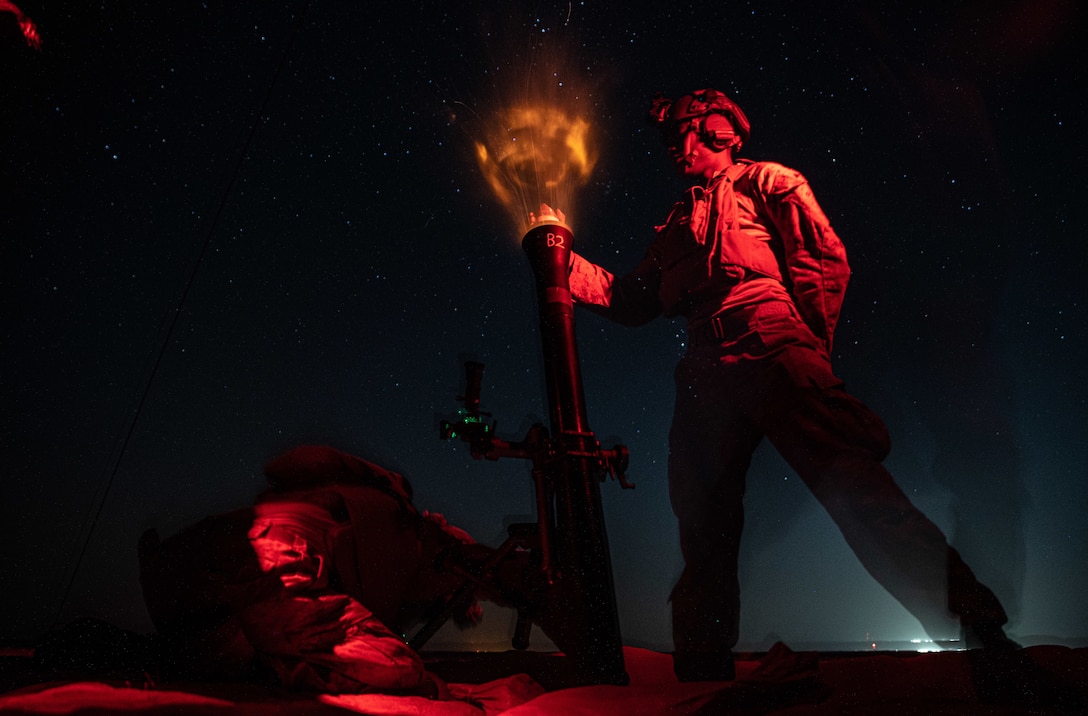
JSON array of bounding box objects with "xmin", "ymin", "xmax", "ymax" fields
[
  {"xmin": 528, "ymin": 204, "xmax": 576, "ymax": 272},
  {"xmin": 528, "ymin": 203, "xmax": 566, "ymax": 226}
]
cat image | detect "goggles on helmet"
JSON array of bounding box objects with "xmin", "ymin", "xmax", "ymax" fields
[{"xmin": 649, "ymin": 88, "xmax": 751, "ymax": 148}]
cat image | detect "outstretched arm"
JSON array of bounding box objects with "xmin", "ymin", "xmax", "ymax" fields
[
  {"xmin": 569, "ymin": 250, "xmax": 663, "ymax": 326},
  {"xmin": 529, "ymin": 203, "xmax": 663, "ymax": 326}
]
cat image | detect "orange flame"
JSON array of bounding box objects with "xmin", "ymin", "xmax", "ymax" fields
[{"xmin": 474, "ymin": 103, "xmax": 597, "ymax": 234}]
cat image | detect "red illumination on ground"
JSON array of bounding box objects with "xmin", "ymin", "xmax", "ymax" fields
[{"xmin": 3, "ymin": 645, "xmax": 1086, "ymax": 713}]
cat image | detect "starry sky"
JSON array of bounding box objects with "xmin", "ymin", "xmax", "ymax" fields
[{"xmin": 2, "ymin": 1, "xmax": 1086, "ymax": 652}]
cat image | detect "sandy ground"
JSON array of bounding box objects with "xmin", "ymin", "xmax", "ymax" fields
[{"xmin": 2, "ymin": 639, "xmax": 1086, "ymax": 715}]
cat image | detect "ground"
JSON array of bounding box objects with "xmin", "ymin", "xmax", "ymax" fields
[{"xmin": 2, "ymin": 637, "xmax": 1085, "ymax": 715}]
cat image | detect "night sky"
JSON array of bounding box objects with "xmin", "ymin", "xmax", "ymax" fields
[{"xmin": 2, "ymin": 1, "xmax": 1085, "ymax": 653}]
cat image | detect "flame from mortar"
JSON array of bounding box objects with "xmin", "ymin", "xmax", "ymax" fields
[{"xmin": 474, "ymin": 104, "xmax": 597, "ymax": 232}]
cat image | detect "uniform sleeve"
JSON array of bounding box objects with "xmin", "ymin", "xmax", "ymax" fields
[
  {"xmin": 757, "ymin": 165, "xmax": 850, "ymax": 352},
  {"xmin": 238, "ymin": 590, "xmax": 433, "ymax": 694},
  {"xmin": 568, "ymin": 249, "xmax": 663, "ymax": 326}
]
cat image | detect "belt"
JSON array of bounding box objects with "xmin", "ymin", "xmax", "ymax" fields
[{"xmin": 687, "ymin": 301, "xmax": 785, "ymax": 349}]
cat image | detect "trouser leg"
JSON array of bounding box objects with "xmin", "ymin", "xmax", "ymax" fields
[
  {"xmin": 668, "ymin": 357, "xmax": 761, "ymax": 670},
  {"xmin": 762, "ymin": 384, "xmax": 1007, "ymax": 639}
]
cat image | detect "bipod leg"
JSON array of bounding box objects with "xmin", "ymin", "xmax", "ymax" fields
[{"xmin": 408, "ymin": 523, "xmax": 538, "ymax": 651}]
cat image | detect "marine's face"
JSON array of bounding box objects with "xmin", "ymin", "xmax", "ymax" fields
[{"xmin": 665, "ymin": 119, "xmax": 731, "ymax": 182}]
